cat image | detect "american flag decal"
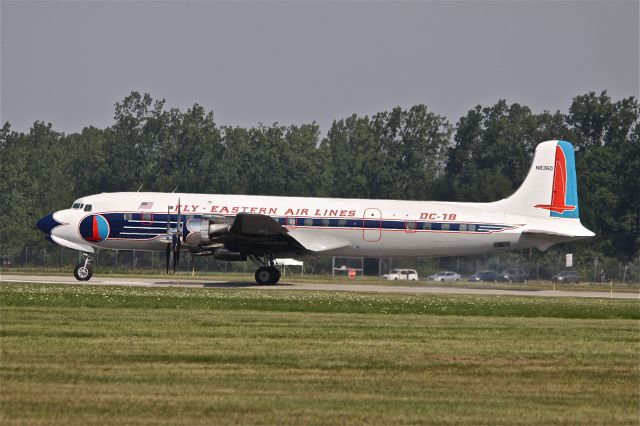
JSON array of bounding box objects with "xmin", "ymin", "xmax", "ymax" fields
[{"xmin": 139, "ymin": 202, "xmax": 154, "ymax": 209}]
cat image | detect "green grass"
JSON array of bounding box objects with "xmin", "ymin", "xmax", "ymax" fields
[{"xmin": 1, "ymin": 284, "xmax": 639, "ymax": 425}]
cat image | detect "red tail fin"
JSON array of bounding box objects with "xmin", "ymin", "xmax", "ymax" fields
[{"xmin": 534, "ymin": 145, "xmax": 576, "ymax": 214}]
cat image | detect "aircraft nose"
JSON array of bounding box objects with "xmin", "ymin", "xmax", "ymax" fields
[{"xmin": 36, "ymin": 213, "xmax": 61, "ymax": 234}]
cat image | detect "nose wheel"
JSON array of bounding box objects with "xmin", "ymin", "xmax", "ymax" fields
[
  {"xmin": 254, "ymin": 266, "xmax": 281, "ymax": 285},
  {"xmin": 74, "ymin": 253, "xmax": 93, "ymax": 281}
]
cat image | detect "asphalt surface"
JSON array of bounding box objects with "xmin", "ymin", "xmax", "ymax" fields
[{"xmin": 1, "ymin": 274, "xmax": 638, "ymax": 300}]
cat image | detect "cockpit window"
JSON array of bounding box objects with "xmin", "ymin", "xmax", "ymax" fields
[
  {"xmin": 72, "ymin": 203, "xmax": 84, "ymax": 209},
  {"xmin": 84, "ymin": 204, "xmax": 92, "ymax": 212}
]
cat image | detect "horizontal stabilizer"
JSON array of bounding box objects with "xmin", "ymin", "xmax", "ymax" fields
[
  {"xmin": 522, "ymin": 229, "xmax": 575, "ymax": 238},
  {"xmin": 522, "ymin": 223, "xmax": 595, "ymax": 238},
  {"xmin": 520, "ymin": 224, "xmax": 594, "ymax": 251}
]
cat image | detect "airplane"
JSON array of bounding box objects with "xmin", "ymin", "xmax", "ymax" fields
[{"xmin": 36, "ymin": 140, "xmax": 594, "ymax": 285}]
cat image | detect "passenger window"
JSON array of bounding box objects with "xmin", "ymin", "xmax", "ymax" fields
[
  {"xmin": 84, "ymin": 204, "xmax": 92, "ymax": 212},
  {"xmin": 286, "ymin": 218, "xmax": 296, "ymax": 226},
  {"xmin": 124, "ymin": 213, "xmax": 133, "ymax": 220},
  {"xmin": 441, "ymin": 223, "xmax": 450, "ymax": 231},
  {"xmin": 459, "ymin": 224, "xmax": 468, "ymax": 231},
  {"xmin": 304, "ymin": 218, "xmax": 313, "ymax": 226}
]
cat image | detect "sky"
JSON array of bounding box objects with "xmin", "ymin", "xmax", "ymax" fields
[{"xmin": 1, "ymin": 0, "xmax": 638, "ymax": 136}]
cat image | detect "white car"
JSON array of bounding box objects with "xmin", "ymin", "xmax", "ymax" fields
[
  {"xmin": 427, "ymin": 271, "xmax": 461, "ymax": 282},
  {"xmin": 383, "ymin": 269, "xmax": 419, "ymax": 281}
]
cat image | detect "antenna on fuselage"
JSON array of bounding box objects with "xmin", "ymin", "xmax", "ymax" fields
[
  {"xmin": 136, "ymin": 184, "xmax": 143, "ymax": 192},
  {"xmin": 171, "ymin": 185, "xmax": 179, "ymax": 193}
]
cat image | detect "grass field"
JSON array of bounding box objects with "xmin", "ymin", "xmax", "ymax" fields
[{"xmin": 1, "ymin": 283, "xmax": 639, "ymax": 425}]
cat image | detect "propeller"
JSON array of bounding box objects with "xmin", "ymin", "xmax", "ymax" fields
[
  {"xmin": 165, "ymin": 205, "xmax": 171, "ymax": 274},
  {"xmin": 173, "ymin": 234, "xmax": 181, "ymax": 273},
  {"xmin": 174, "ymin": 199, "xmax": 182, "ymax": 273},
  {"xmin": 164, "ymin": 199, "xmax": 182, "ymax": 274},
  {"xmin": 165, "ymin": 244, "xmax": 171, "ymax": 274}
]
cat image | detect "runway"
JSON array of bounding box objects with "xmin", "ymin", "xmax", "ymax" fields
[{"xmin": 1, "ymin": 274, "xmax": 638, "ymax": 300}]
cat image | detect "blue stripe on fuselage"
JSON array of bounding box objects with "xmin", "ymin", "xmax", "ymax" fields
[{"xmin": 96, "ymin": 212, "xmax": 516, "ymax": 241}]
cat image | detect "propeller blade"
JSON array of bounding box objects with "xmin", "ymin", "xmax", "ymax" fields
[
  {"xmin": 165, "ymin": 244, "xmax": 171, "ymax": 274},
  {"xmin": 166, "ymin": 206, "xmax": 170, "ymax": 235},
  {"xmin": 173, "ymin": 239, "xmax": 181, "ymax": 273},
  {"xmin": 176, "ymin": 239, "xmax": 181, "ymax": 271},
  {"xmin": 177, "ymin": 198, "xmax": 182, "ymax": 237}
]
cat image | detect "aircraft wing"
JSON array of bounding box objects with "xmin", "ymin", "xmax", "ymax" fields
[
  {"xmin": 219, "ymin": 213, "xmax": 349, "ymax": 256},
  {"xmin": 229, "ymin": 213, "xmax": 288, "ymax": 236}
]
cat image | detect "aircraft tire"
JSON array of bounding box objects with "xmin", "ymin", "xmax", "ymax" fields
[
  {"xmin": 255, "ymin": 266, "xmax": 280, "ymax": 285},
  {"xmin": 74, "ymin": 264, "xmax": 93, "ymax": 281}
]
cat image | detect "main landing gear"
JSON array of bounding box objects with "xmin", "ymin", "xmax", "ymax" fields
[
  {"xmin": 255, "ymin": 266, "xmax": 281, "ymax": 285},
  {"xmin": 74, "ymin": 253, "xmax": 93, "ymax": 281},
  {"xmin": 252, "ymin": 255, "xmax": 281, "ymax": 285}
]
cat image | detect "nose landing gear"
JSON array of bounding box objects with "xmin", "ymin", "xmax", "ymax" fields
[{"xmin": 74, "ymin": 253, "xmax": 93, "ymax": 281}]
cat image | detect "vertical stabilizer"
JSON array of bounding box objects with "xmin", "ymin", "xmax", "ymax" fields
[{"xmin": 492, "ymin": 140, "xmax": 580, "ymax": 218}]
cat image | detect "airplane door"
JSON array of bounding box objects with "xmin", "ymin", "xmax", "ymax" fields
[{"xmin": 363, "ymin": 208, "xmax": 382, "ymax": 242}]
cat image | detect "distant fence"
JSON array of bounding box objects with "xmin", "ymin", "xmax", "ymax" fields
[
  {"xmin": 3, "ymin": 246, "xmax": 640, "ymax": 284},
  {"xmin": 3, "ymin": 246, "xmax": 251, "ymax": 275}
]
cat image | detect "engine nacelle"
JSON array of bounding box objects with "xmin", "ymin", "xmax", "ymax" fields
[
  {"xmin": 185, "ymin": 215, "xmax": 231, "ymax": 245},
  {"xmin": 212, "ymin": 248, "xmax": 246, "ymax": 261}
]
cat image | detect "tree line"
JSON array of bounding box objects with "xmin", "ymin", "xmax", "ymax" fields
[{"xmin": 0, "ymin": 90, "xmax": 638, "ymax": 270}]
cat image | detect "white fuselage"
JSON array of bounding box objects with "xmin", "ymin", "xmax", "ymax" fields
[{"xmin": 48, "ymin": 191, "xmax": 586, "ymax": 258}]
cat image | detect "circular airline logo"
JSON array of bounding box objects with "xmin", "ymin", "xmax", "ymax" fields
[{"xmin": 79, "ymin": 214, "xmax": 110, "ymax": 242}]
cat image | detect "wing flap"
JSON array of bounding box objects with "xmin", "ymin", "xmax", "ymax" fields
[{"xmin": 287, "ymin": 229, "xmax": 351, "ymax": 253}]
